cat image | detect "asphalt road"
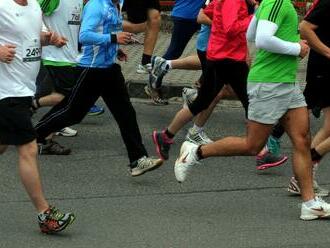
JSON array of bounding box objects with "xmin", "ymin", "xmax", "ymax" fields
[{"xmin": 1, "ymin": 100, "xmax": 329, "ymax": 248}]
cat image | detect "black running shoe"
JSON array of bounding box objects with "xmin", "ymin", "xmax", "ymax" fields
[
  {"xmin": 152, "ymin": 130, "xmax": 174, "ymax": 160},
  {"xmin": 38, "ymin": 140, "xmax": 71, "ymax": 155}
]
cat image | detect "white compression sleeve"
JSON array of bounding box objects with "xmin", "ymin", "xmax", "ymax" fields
[{"xmin": 255, "ymin": 20, "xmax": 301, "ymax": 56}]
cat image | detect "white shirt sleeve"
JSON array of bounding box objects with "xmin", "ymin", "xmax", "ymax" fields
[
  {"xmin": 255, "ymin": 20, "xmax": 301, "ymax": 56},
  {"xmin": 246, "ymin": 15, "xmax": 257, "ymax": 42}
]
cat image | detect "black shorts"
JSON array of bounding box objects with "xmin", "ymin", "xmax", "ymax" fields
[
  {"xmin": 45, "ymin": 65, "xmax": 79, "ymax": 96},
  {"xmin": 304, "ymin": 65, "xmax": 330, "ymax": 109},
  {"xmin": 0, "ymin": 97, "xmax": 36, "ymax": 146},
  {"xmin": 123, "ymin": 0, "xmax": 160, "ymax": 24}
]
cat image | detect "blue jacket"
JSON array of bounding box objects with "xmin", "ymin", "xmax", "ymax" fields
[{"xmin": 79, "ymin": 0, "xmax": 123, "ymax": 68}]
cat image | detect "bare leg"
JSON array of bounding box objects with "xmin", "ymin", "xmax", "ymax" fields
[
  {"xmin": 200, "ymin": 120, "xmax": 273, "ymax": 157},
  {"xmin": 38, "ymin": 92, "xmax": 64, "ymax": 107},
  {"xmin": 17, "ymin": 140, "xmax": 49, "ymax": 212},
  {"xmin": 281, "ymin": 107, "xmax": 314, "ymax": 201},
  {"xmin": 123, "ymin": 20, "xmax": 146, "ymax": 33},
  {"xmin": 311, "ymin": 107, "xmax": 330, "ymax": 154},
  {"xmin": 168, "ymin": 108, "xmax": 194, "ymax": 135},
  {"xmin": 194, "ymin": 85, "xmax": 237, "ymax": 127},
  {"xmin": 143, "ymin": 9, "xmax": 161, "ymax": 57},
  {"xmin": 170, "ymin": 55, "xmax": 201, "ymax": 70}
]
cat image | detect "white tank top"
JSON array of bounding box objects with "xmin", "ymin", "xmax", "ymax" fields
[
  {"xmin": 42, "ymin": 0, "xmax": 83, "ymax": 64},
  {"xmin": 0, "ymin": 0, "xmax": 42, "ymax": 100}
]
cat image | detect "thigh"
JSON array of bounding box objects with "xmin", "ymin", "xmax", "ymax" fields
[
  {"xmin": 124, "ymin": 0, "xmax": 159, "ymax": 24},
  {"xmin": 304, "ymin": 70, "xmax": 330, "ymax": 110},
  {"xmin": 101, "ymin": 64, "xmax": 130, "ymax": 105},
  {"xmin": 247, "ymin": 83, "xmax": 294, "ymax": 125},
  {"xmin": 163, "ymin": 19, "xmax": 200, "ymax": 60},
  {"xmin": 224, "ymin": 61, "xmax": 249, "ymax": 112},
  {"xmin": 0, "ymin": 97, "xmax": 36, "ymax": 146},
  {"xmin": 47, "ymin": 66, "xmax": 79, "ymax": 96}
]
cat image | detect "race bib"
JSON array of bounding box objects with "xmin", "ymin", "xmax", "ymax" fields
[
  {"xmin": 68, "ymin": 6, "xmax": 81, "ymax": 25},
  {"xmin": 22, "ymin": 39, "xmax": 41, "ymax": 62}
]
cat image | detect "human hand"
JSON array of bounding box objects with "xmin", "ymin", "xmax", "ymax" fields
[
  {"xmin": 117, "ymin": 48, "xmax": 127, "ymax": 61},
  {"xmin": 0, "ymin": 44, "xmax": 16, "ymax": 64},
  {"xmin": 299, "ymin": 40, "xmax": 309, "ymax": 59},
  {"xmin": 116, "ymin": 32, "xmax": 133, "ymax": 45}
]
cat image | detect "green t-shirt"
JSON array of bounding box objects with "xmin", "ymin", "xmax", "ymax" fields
[
  {"xmin": 38, "ymin": 0, "xmax": 60, "ymax": 16},
  {"xmin": 248, "ymin": 0, "xmax": 300, "ymax": 83}
]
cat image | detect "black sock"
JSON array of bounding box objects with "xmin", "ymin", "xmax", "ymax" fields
[
  {"xmin": 165, "ymin": 129, "xmax": 174, "ymax": 139},
  {"xmin": 141, "ymin": 54, "xmax": 151, "ymax": 65},
  {"xmin": 271, "ymin": 123, "xmax": 285, "ymax": 139},
  {"xmin": 197, "ymin": 145, "xmax": 204, "ymax": 160},
  {"xmin": 311, "ymin": 148, "xmax": 322, "ymax": 162}
]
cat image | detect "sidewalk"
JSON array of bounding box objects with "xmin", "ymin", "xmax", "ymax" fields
[{"xmin": 121, "ymin": 25, "xmax": 308, "ymax": 104}]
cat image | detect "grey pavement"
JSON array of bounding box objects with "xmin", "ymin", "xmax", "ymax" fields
[{"xmin": 1, "ymin": 101, "xmax": 330, "ymax": 248}]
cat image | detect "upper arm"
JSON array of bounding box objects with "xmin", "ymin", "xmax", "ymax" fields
[
  {"xmin": 80, "ymin": 3, "xmax": 103, "ymax": 35},
  {"xmin": 37, "ymin": 0, "xmax": 60, "ymax": 16}
]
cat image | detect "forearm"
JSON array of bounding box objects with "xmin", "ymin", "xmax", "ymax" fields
[
  {"xmin": 79, "ymin": 31, "xmax": 111, "ymax": 46},
  {"xmin": 255, "ymin": 20, "xmax": 300, "ymax": 56},
  {"xmin": 300, "ymin": 22, "xmax": 330, "ymax": 59},
  {"xmin": 246, "ymin": 15, "xmax": 257, "ymax": 42},
  {"xmin": 197, "ymin": 9, "xmax": 212, "ymax": 25}
]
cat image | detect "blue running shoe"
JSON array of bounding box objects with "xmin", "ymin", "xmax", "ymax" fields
[
  {"xmin": 266, "ymin": 135, "xmax": 281, "ymax": 156},
  {"xmin": 88, "ymin": 105, "xmax": 104, "ymax": 116}
]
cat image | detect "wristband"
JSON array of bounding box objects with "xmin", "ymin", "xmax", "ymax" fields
[{"xmin": 110, "ymin": 34, "xmax": 117, "ymax": 43}]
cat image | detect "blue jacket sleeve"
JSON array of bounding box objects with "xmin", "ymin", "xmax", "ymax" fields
[{"xmin": 79, "ymin": 2, "xmax": 111, "ymax": 46}]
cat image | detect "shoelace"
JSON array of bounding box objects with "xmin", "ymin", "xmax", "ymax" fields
[
  {"xmin": 137, "ymin": 157, "xmax": 154, "ymax": 169},
  {"xmin": 49, "ymin": 207, "xmax": 64, "ymax": 221}
]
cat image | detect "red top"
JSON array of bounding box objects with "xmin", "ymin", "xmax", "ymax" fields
[{"xmin": 204, "ymin": 0, "xmax": 253, "ymax": 61}]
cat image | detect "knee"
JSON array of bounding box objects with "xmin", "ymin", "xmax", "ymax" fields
[
  {"xmin": 246, "ymin": 145, "xmax": 262, "ymax": 156},
  {"xmin": 19, "ymin": 141, "xmax": 38, "ymax": 159},
  {"xmin": 293, "ymin": 133, "xmax": 311, "ymax": 151},
  {"xmin": 148, "ymin": 11, "xmax": 161, "ymax": 27}
]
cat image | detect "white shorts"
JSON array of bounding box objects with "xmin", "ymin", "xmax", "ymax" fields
[{"xmin": 247, "ymin": 83, "xmax": 307, "ymax": 125}]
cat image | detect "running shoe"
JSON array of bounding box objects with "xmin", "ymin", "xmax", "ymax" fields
[
  {"xmin": 130, "ymin": 156, "xmax": 164, "ymax": 176},
  {"xmin": 300, "ymin": 196, "xmax": 330, "ymax": 220},
  {"xmin": 87, "ymin": 105, "xmax": 104, "ymax": 116},
  {"xmin": 149, "ymin": 56, "xmax": 168, "ymax": 89},
  {"xmin": 55, "ymin": 127, "xmax": 78, "ymax": 137},
  {"xmin": 174, "ymin": 141, "xmax": 200, "ymax": 183},
  {"xmin": 144, "ymin": 85, "xmax": 169, "ymax": 105},
  {"xmin": 266, "ymin": 135, "xmax": 281, "ymax": 156},
  {"xmin": 256, "ymin": 151, "xmax": 288, "ymax": 170},
  {"xmin": 38, "ymin": 140, "xmax": 71, "ymax": 155},
  {"xmin": 287, "ymin": 177, "xmax": 329, "ymax": 197},
  {"xmin": 152, "ymin": 130, "xmax": 174, "ymax": 160},
  {"xmin": 38, "ymin": 206, "xmax": 75, "ymax": 234},
  {"xmin": 185, "ymin": 128, "xmax": 213, "ymax": 145},
  {"xmin": 182, "ymin": 87, "xmax": 197, "ymax": 108},
  {"xmin": 136, "ymin": 63, "xmax": 151, "ymax": 74}
]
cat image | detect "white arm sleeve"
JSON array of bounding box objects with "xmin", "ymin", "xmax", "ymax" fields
[
  {"xmin": 246, "ymin": 15, "xmax": 257, "ymax": 42},
  {"xmin": 255, "ymin": 20, "xmax": 301, "ymax": 56}
]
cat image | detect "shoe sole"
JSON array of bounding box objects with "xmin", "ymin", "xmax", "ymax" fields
[
  {"xmin": 300, "ymin": 213, "xmax": 330, "ymax": 221},
  {"xmin": 152, "ymin": 131, "xmax": 167, "ymax": 160},
  {"xmin": 256, "ymin": 156, "xmax": 288, "ymax": 170},
  {"xmin": 54, "ymin": 132, "xmax": 77, "ymax": 137},
  {"xmin": 131, "ymin": 159, "xmax": 164, "ymax": 177},
  {"xmin": 87, "ymin": 111, "xmax": 104, "ymax": 116},
  {"xmin": 40, "ymin": 149, "xmax": 72, "ymax": 155}
]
